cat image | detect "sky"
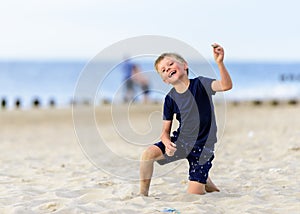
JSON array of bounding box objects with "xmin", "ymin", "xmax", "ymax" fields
[{"xmin": 0, "ymin": 0, "xmax": 299, "ymax": 61}]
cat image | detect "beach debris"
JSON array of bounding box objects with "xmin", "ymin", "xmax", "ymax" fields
[
  {"xmin": 180, "ymin": 179, "xmax": 188, "ymax": 185},
  {"xmin": 247, "ymin": 131, "xmax": 254, "ymax": 138},
  {"xmin": 269, "ymin": 168, "xmax": 282, "ymax": 173},
  {"xmin": 289, "ymin": 146, "xmax": 300, "ymax": 151},
  {"xmin": 97, "ymin": 181, "xmax": 115, "ymax": 187},
  {"xmin": 161, "ymin": 207, "xmax": 180, "ymax": 213},
  {"xmin": 38, "ymin": 202, "xmax": 60, "ymax": 212}
]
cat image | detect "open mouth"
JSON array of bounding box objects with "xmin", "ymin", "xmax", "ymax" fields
[{"xmin": 168, "ymin": 70, "xmax": 176, "ymax": 78}]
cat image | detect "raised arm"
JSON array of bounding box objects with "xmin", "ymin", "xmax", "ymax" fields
[{"xmin": 211, "ymin": 43, "xmax": 233, "ymax": 92}]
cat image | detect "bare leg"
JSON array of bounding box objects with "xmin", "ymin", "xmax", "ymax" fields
[
  {"xmin": 187, "ymin": 177, "xmax": 220, "ymax": 195},
  {"xmin": 187, "ymin": 181, "xmax": 206, "ymax": 195},
  {"xmin": 205, "ymin": 177, "xmax": 220, "ymax": 192},
  {"xmin": 139, "ymin": 145, "xmax": 164, "ymax": 196},
  {"xmin": 142, "ymin": 94, "xmax": 149, "ymax": 104}
]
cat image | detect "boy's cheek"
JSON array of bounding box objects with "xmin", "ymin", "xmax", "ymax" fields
[
  {"xmin": 163, "ymin": 77, "xmax": 171, "ymax": 84},
  {"xmin": 162, "ymin": 76, "xmax": 170, "ymax": 84},
  {"xmin": 159, "ymin": 73, "xmax": 167, "ymax": 81}
]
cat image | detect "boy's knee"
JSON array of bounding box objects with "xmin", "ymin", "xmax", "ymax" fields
[
  {"xmin": 141, "ymin": 148, "xmax": 155, "ymax": 161},
  {"xmin": 141, "ymin": 146, "xmax": 162, "ymax": 161}
]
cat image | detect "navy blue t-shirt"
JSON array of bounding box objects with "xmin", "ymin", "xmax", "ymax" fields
[{"xmin": 163, "ymin": 76, "xmax": 217, "ymax": 150}]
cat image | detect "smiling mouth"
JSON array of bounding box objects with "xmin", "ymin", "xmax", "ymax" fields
[{"xmin": 168, "ymin": 71, "xmax": 176, "ymax": 78}]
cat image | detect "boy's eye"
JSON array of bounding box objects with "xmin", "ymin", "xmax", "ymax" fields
[{"xmin": 169, "ymin": 62, "xmax": 173, "ymax": 66}]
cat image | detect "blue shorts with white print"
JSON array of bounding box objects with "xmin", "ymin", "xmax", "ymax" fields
[{"xmin": 154, "ymin": 132, "xmax": 215, "ymax": 184}]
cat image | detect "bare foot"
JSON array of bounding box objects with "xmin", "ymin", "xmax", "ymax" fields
[
  {"xmin": 205, "ymin": 177, "xmax": 220, "ymax": 193},
  {"xmin": 137, "ymin": 192, "xmax": 148, "ymax": 197}
]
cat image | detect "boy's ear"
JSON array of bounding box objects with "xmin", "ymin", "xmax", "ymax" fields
[{"xmin": 184, "ymin": 62, "xmax": 188, "ymax": 70}]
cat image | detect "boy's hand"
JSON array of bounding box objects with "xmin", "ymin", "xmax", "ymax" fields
[
  {"xmin": 165, "ymin": 142, "xmax": 177, "ymax": 156},
  {"xmin": 212, "ymin": 43, "xmax": 224, "ymax": 64}
]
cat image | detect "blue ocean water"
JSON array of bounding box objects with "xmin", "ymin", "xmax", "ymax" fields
[
  {"xmin": 0, "ymin": 60, "xmax": 299, "ymax": 109},
  {"xmin": 0, "ymin": 61, "xmax": 84, "ymax": 109},
  {"xmin": 222, "ymin": 62, "xmax": 300, "ymax": 101}
]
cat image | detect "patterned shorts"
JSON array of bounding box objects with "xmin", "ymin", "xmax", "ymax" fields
[{"xmin": 154, "ymin": 136, "xmax": 215, "ymax": 184}]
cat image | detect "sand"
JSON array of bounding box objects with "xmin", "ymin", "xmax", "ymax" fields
[{"xmin": 0, "ymin": 103, "xmax": 299, "ymax": 213}]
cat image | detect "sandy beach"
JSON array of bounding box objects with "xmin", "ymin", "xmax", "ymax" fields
[{"xmin": 0, "ymin": 103, "xmax": 299, "ymax": 214}]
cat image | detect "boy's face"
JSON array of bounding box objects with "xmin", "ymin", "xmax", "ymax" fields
[{"xmin": 156, "ymin": 56, "xmax": 188, "ymax": 84}]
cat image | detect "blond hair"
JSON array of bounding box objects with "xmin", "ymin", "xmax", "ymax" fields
[{"xmin": 154, "ymin": 53, "xmax": 188, "ymax": 74}]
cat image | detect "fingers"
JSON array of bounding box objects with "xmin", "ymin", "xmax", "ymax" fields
[
  {"xmin": 211, "ymin": 43, "xmax": 224, "ymax": 63},
  {"xmin": 166, "ymin": 142, "xmax": 176, "ymax": 150},
  {"xmin": 166, "ymin": 150, "xmax": 174, "ymax": 156},
  {"xmin": 211, "ymin": 43, "xmax": 219, "ymax": 49},
  {"xmin": 170, "ymin": 142, "xmax": 176, "ymax": 148},
  {"xmin": 166, "ymin": 142, "xmax": 177, "ymax": 156},
  {"xmin": 211, "ymin": 43, "xmax": 223, "ymax": 52}
]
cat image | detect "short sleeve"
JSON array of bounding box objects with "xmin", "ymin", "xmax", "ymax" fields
[
  {"xmin": 198, "ymin": 76, "xmax": 216, "ymax": 95},
  {"xmin": 163, "ymin": 95, "xmax": 174, "ymax": 120}
]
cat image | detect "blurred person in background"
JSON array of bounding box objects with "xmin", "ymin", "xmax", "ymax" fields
[{"xmin": 122, "ymin": 58, "xmax": 150, "ymax": 103}]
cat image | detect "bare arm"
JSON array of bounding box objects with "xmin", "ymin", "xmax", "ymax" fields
[
  {"xmin": 161, "ymin": 120, "xmax": 177, "ymax": 156},
  {"xmin": 211, "ymin": 43, "xmax": 233, "ymax": 92}
]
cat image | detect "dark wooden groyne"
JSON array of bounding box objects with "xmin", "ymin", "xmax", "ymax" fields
[{"xmin": 0, "ymin": 96, "xmax": 299, "ymax": 110}]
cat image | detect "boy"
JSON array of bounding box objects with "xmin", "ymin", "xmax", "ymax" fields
[{"xmin": 139, "ymin": 43, "xmax": 232, "ymax": 196}]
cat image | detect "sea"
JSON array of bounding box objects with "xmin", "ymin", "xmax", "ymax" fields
[{"xmin": 0, "ymin": 60, "xmax": 299, "ymax": 109}]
